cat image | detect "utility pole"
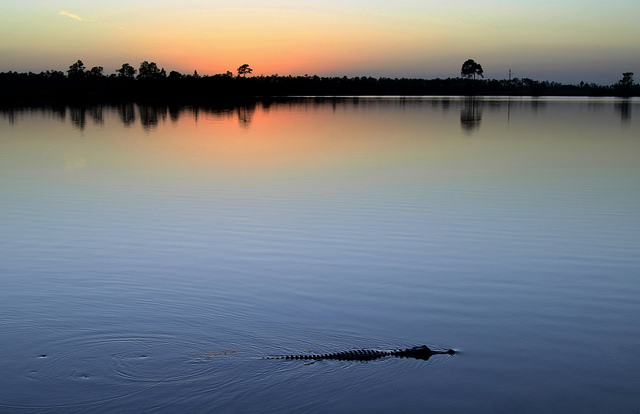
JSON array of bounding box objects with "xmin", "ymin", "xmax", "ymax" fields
[{"xmin": 508, "ymin": 69, "xmax": 512, "ymax": 81}]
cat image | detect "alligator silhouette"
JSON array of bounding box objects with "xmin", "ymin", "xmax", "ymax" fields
[{"xmin": 265, "ymin": 345, "xmax": 455, "ymax": 361}]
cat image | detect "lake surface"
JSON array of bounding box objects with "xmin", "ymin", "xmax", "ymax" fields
[{"xmin": 1, "ymin": 97, "xmax": 639, "ymax": 413}]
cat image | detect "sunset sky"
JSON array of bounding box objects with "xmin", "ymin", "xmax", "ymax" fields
[{"xmin": 1, "ymin": 0, "xmax": 638, "ymax": 83}]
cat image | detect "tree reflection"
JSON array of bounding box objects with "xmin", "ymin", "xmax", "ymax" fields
[
  {"xmin": 168, "ymin": 106, "xmax": 181, "ymax": 123},
  {"xmin": 139, "ymin": 105, "xmax": 167, "ymax": 130},
  {"xmin": 1, "ymin": 99, "xmax": 634, "ymax": 133},
  {"xmin": 1, "ymin": 107, "xmax": 17, "ymax": 125},
  {"xmin": 89, "ymin": 105, "xmax": 104, "ymax": 126},
  {"xmin": 69, "ymin": 106, "xmax": 86, "ymax": 130},
  {"xmin": 118, "ymin": 103, "xmax": 136, "ymax": 126},
  {"xmin": 460, "ymin": 97, "xmax": 482, "ymax": 133},
  {"xmin": 615, "ymin": 99, "xmax": 631, "ymax": 123},
  {"xmin": 236, "ymin": 103, "xmax": 256, "ymax": 128},
  {"xmin": 529, "ymin": 98, "xmax": 546, "ymax": 113},
  {"xmin": 49, "ymin": 105, "xmax": 66, "ymax": 123}
]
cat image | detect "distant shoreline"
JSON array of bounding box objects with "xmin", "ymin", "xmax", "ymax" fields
[{"xmin": 1, "ymin": 72, "xmax": 638, "ymax": 104}]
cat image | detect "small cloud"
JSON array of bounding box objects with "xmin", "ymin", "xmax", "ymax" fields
[
  {"xmin": 58, "ymin": 10, "xmax": 94, "ymax": 22},
  {"xmin": 58, "ymin": 10, "xmax": 124, "ymax": 29}
]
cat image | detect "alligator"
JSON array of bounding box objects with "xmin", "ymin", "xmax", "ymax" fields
[{"xmin": 265, "ymin": 345, "xmax": 455, "ymax": 361}]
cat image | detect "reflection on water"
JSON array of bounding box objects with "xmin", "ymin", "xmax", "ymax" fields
[
  {"xmin": 615, "ymin": 99, "xmax": 632, "ymax": 122},
  {"xmin": 236, "ymin": 103, "xmax": 257, "ymax": 127},
  {"xmin": 3, "ymin": 97, "xmax": 637, "ymax": 133},
  {"xmin": 118, "ymin": 102, "xmax": 136, "ymax": 126},
  {"xmin": 1, "ymin": 97, "xmax": 639, "ymax": 414},
  {"xmin": 460, "ymin": 97, "xmax": 482, "ymax": 132}
]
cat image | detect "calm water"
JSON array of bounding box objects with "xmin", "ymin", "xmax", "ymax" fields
[{"xmin": 1, "ymin": 98, "xmax": 639, "ymax": 413}]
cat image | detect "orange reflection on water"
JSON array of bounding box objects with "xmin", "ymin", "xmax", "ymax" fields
[{"xmin": 108, "ymin": 101, "xmax": 455, "ymax": 180}]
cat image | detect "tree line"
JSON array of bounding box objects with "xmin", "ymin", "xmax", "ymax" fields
[{"xmin": 0, "ymin": 59, "xmax": 637, "ymax": 104}]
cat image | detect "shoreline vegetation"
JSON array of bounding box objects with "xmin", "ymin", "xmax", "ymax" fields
[{"xmin": 1, "ymin": 60, "xmax": 638, "ymax": 104}]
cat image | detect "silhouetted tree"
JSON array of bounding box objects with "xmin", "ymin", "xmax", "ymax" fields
[
  {"xmin": 67, "ymin": 60, "xmax": 86, "ymax": 78},
  {"xmin": 138, "ymin": 61, "xmax": 166, "ymax": 80},
  {"xmin": 619, "ymin": 72, "xmax": 634, "ymax": 87},
  {"xmin": 0, "ymin": 65, "xmax": 631, "ymax": 102},
  {"xmin": 43, "ymin": 70, "xmax": 65, "ymax": 79},
  {"xmin": 116, "ymin": 63, "xmax": 137, "ymax": 78},
  {"xmin": 615, "ymin": 72, "xmax": 635, "ymax": 97},
  {"xmin": 88, "ymin": 66, "xmax": 104, "ymax": 77},
  {"xmin": 461, "ymin": 59, "xmax": 484, "ymax": 80},
  {"xmin": 237, "ymin": 64, "xmax": 253, "ymax": 77}
]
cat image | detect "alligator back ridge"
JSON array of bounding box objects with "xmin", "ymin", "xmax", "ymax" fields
[{"xmin": 265, "ymin": 345, "xmax": 455, "ymax": 361}]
